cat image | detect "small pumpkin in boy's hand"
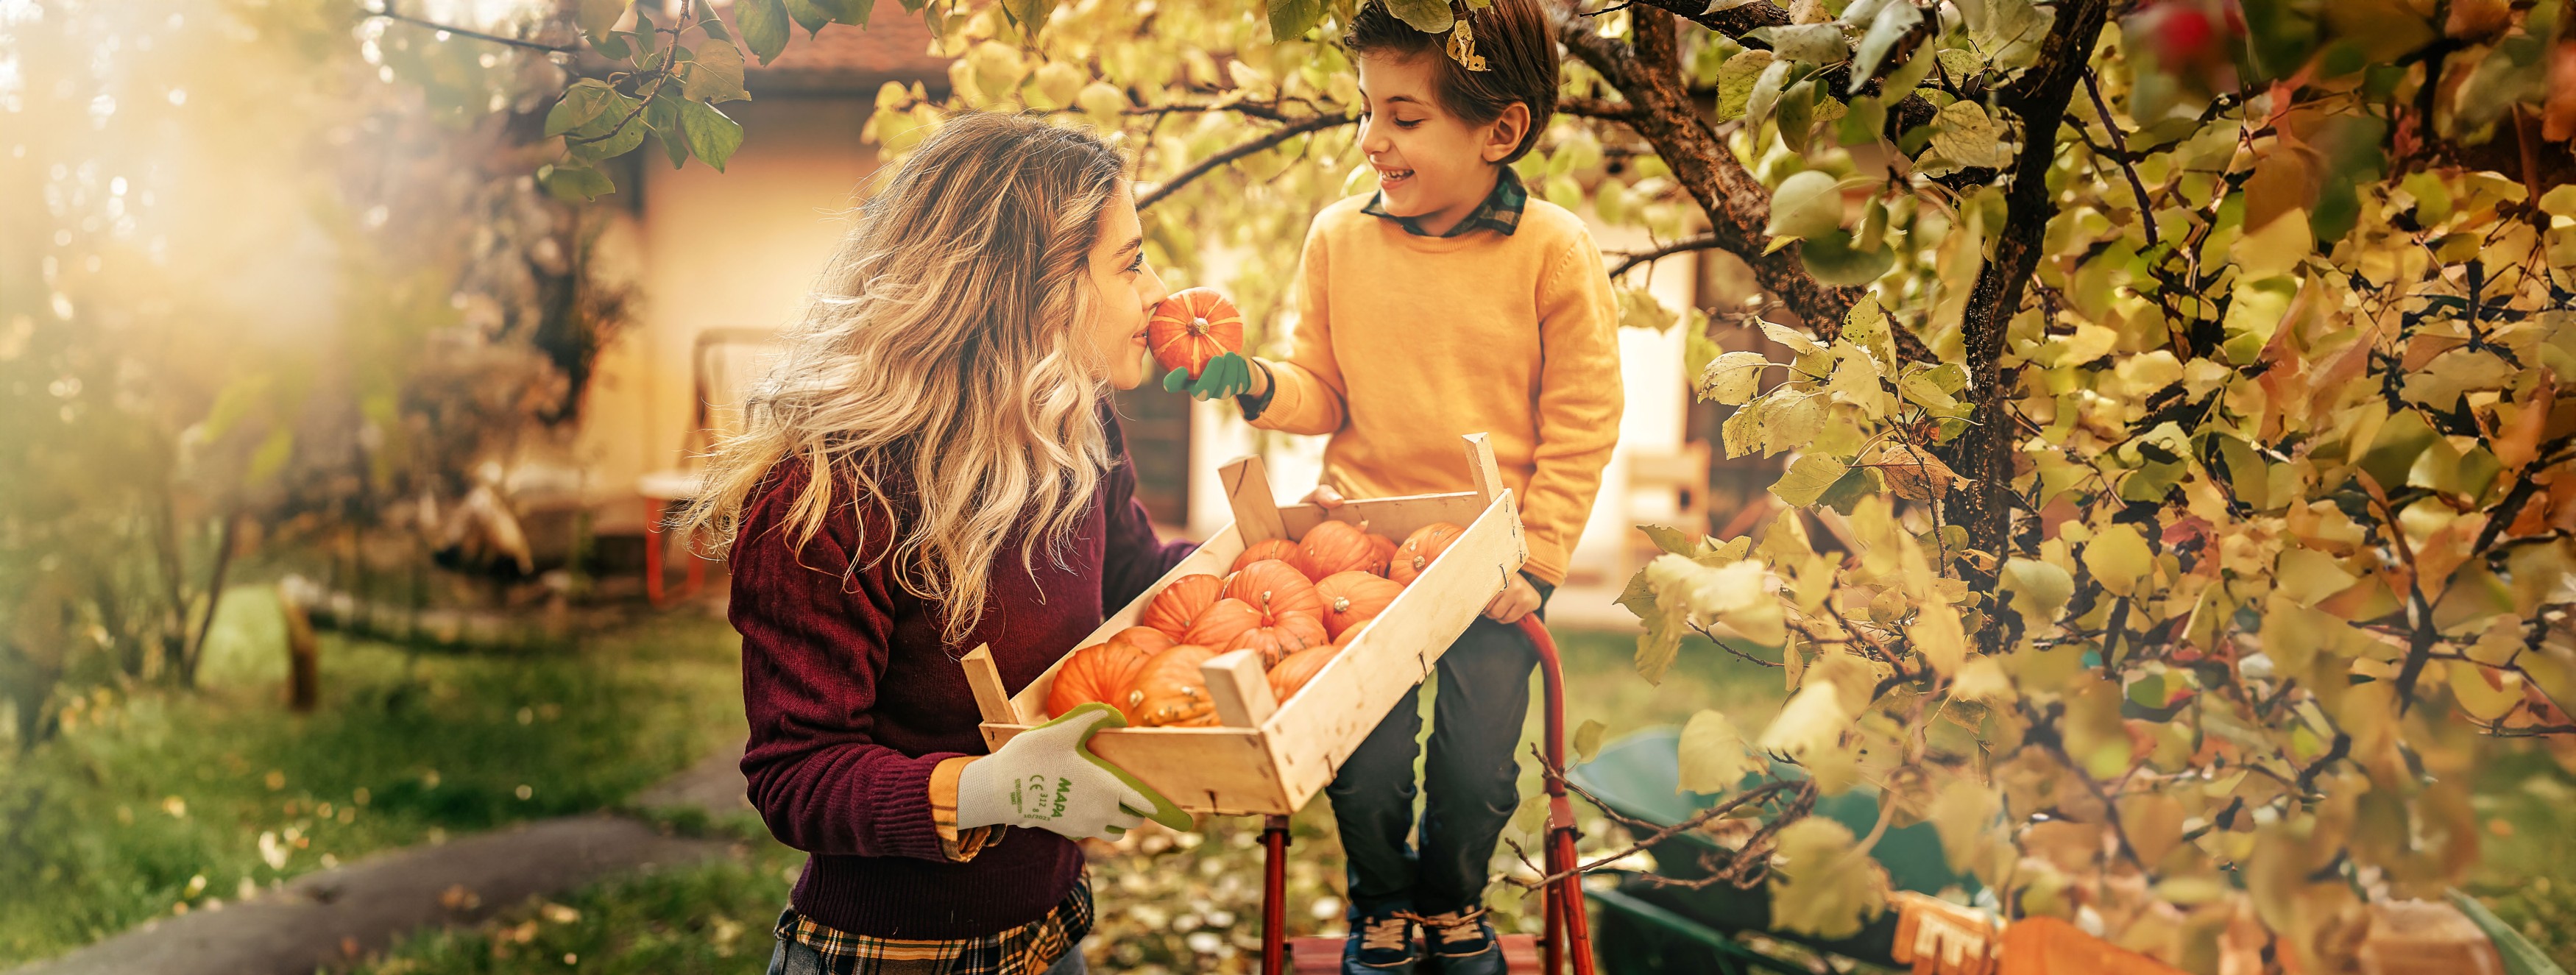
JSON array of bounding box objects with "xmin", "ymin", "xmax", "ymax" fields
[
  {"xmin": 1147, "ymin": 288, "xmax": 1245, "ymax": 380},
  {"xmin": 1388, "ymin": 522, "xmax": 1465, "ymax": 586}
]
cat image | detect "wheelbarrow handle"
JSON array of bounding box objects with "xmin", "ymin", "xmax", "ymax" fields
[{"xmin": 1516, "ymin": 615, "xmax": 1597, "ymax": 975}]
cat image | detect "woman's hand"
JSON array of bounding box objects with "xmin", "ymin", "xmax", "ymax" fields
[
  {"xmin": 955, "ymin": 704, "xmax": 1176, "ymax": 839},
  {"xmin": 1483, "ymin": 572, "xmax": 1541, "ymax": 624}
]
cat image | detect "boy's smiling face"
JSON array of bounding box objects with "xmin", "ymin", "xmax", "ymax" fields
[{"xmin": 1354, "ymin": 52, "xmax": 1527, "ymax": 237}]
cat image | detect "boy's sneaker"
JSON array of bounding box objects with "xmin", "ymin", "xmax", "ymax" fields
[
  {"xmin": 1342, "ymin": 905, "xmax": 1418, "ymax": 974},
  {"xmin": 1418, "ymin": 907, "xmax": 1503, "ymax": 975}
]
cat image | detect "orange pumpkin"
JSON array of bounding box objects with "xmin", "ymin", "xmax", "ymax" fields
[
  {"xmin": 1225, "ymin": 610, "xmax": 1326, "ymax": 667},
  {"xmin": 1139, "ymin": 574, "xmax": 1224, "ymax": 639},
  {"xmin": 1266, "ymin": 642, "xmax": 1340, "ymax": 703},
  {"xmin": 1365, "ymin": 532, "xmax": 1399, "ymax": 576},
  {"xmin": 1130, "ymin": 644, "xmax": 1221, "ymax": 727},
  {"xmin": 1223, "ymin": 559, "xmax": 1325, "ymax": 620},
  {"xmin": 1388, "ymin": 522, "xmax": 1465, "ymax": 586},
  {"xmin": 1181, "ymin": 598, "xmax": 1264, "ymax": 650},
  {"xmin": 1232, "ymin": 538, "xmax": 1303, "ymax": 575},
  {"xmin": 1314, "ymin": 571, "xmax": 1402, "ymax": 638},
  {"xmin": 1045, "ymin": 628, "xmax": 1168, "ymax": 721},
  {"xmin": 1299, "ymin": 520, "xmax": 1386, "ymax": 578},
  {"xmin": 1146, "ymin": 288, "xmax": 1246, "ymax": 380}
]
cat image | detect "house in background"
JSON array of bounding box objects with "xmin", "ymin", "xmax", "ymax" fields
[{"xmin": 573, "ymin": 3, "xmax": 1758, "ymax": 625}]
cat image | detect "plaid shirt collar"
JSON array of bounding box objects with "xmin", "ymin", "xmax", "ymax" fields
[{"xmin": 1361, "ymin": 167, "xmax": 1526, "ymax": 238}]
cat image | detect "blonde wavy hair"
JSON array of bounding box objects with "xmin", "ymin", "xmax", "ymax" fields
[{"xmin": 677, "ymin": 113, "xmax": 1128, "ymax": 645}]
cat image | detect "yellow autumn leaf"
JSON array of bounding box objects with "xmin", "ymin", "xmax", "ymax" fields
[
  {"xmin": 2083, "ymin": 522, "xmax": 2154, "ymax": 597},
  {"xmin": 1908, "ymin": 600, "xmax": 1967, "ymax": 676},
  {"xmin": 1757, "ymin": 682, "xmax": 1851, "ymax": 759},
  {"xmin": 1677, "ymin": 710, "xmax": 1762, "ymax": 794},
  {"xmin": 2446, "ymin": 662, "xmax": 2524, "ymax": 722},
  {"xmin": 1767, "ymin": 817, "xmax": 1891, "ymax": 939}
]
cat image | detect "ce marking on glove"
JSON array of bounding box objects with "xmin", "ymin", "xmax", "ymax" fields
[{"xmin": 1012, "ymin": 774, "xmax": 1073, "ymax": 820}]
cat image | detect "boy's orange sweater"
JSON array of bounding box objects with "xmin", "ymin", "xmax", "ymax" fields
[{"xmin": 1252, "ymin": 193, "xmax": 1624, "ymax": 586}]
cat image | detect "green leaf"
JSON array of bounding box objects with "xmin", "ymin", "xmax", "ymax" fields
[
  {"xmin": 540, "ymin": 163, "xmax": 618, "ymax": 202},
  {"xmin": 737, "ymin": 0, "xmax": 790, "ymax": 63},
  {"xmin": 1799, "ymin": 229, "xmax": 1894, "ymax": 286},
  {"xmin": 646, "ymin": 92, "xmax": 688, "ymax": 167},
  {"xmin": 1765, "ymin": 170, "xmax": 1844, "ymax": 240},
  {"xmin": 811, "ymin": 0, "xmax": 869, "ymax": 25},
  {"xmin": 1639, "ymin": 524, "xmax": 1701, "ymax": 556},
  {"xmin": 1928, "ymin": 100, "xmax": 2011, "ymax": 169},
  {"xmin": 681, "ymin": 39, "xmax": 750, "ymax": 103},
  {"xmin": 679, "ymin": 98, "xmax": 745, "ymax": 172},
  {"xmin": 1616, "ymin": 565, "xmax": 1657, "ymax": 620},
  {"xmin": 693, "ymin": 0, "xmax": 732, "ymax": 39},
  {"xmin": 1267, "ymin": 0, "xmax": 1327, "ymax": 41},
  {"xmin": 1382, "ymin": 0, "xmax": 1455, "ymax": 33},
  {"xmin": 1743, "ymin": 58, "xmax": 1794, "ymax": 132},
  {"xmin": 1746, "ymin": 23, "xmax": 1850, "ymax": 65},
  {"xmin": 247, "ymin": 428, "xmax": 294, "ymax": 484},
  {"xmin": 785, "ymin": 0, "xmax": 832, "ymax": 37},
  {"xmin": 588, "ymin": 30, "xmax": 632, "ymax": 60},
  {"xmin": 1001, "ymin": 0, "xmax": 1058, "ymax": 38},
  {"xmin": 2000, "ymin": 557, "xmax": 2075, "ymax": 623},
  {"xmin": 566, "ymin": 106, "xmax": 648, "ymax": 162},
  {"xmin": 1771, "ymin": 453, "xmax": 1849, "ymax": 507},
  {"xmin": 2446, "ymin": 890, "xmax": 2575, "ymax": 975},
  {"xmin": 577, "ymin": 0, "xmax": 628, "ymax": 40},
  {"xmin": 544, "ymin": 79, "xmax": 620, "ymax": 138},
  {"xmin": 1677, "ymin": 711, "xmax": 1761, "ymax": 793},
  {"xmin": 1714, "ymin": 50, "xmax": 1776, "ymax": 122},
  {"xmin": 1815, "ymin": 466, "xmax": 1881, "ymax": 514},
  {"xmin": 1696, "ymin": 351, "xmax": 1772, "ymax": 405},
  {"xmin": 1573, "ymin": 719, "xmax": 1607, "ymax": 764},
  {"xmin": 1777, "ymin": 79, "xmax": 1816, "ymax": 153},
  {"xmin": 1850, "ymin": 0, "xmax": 1922, "ymax": 92}
]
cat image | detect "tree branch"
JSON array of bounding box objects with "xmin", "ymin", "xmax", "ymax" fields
[
  {"xmin": 1557, "ymin": 8, "xmax": 1890, "ymax": 349},
  {"xmin": 1558, "ymin": 96, "xmax": 1639, "ymax": 120},
  {"xmin": 1134, "ymin": 113, "xmax": 1356, "ymax": 212},
  {"xmin": 1609, "ymin": 234, "xmax": 1724, "ymax": 277},
  {"xmin": 1946, "ymin": 0, "xmax": 2115, "ymax": 645},
  {"xmin": 367, "ymin": 3, "xmax": 580, "ymax": 54}
]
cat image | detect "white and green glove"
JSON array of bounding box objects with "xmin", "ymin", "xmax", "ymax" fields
[{"xmin": 955, "ymin": 703, "xmax": 1192, "ymax": 839}]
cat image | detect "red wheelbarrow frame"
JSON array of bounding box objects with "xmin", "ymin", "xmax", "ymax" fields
[{"xmin": 1254, "ymin": 615, "xmax": 1595, "ymax": 975}]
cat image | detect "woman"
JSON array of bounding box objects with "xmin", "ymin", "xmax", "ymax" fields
[{"xmin": 678, "ymin": 113, "xmax": 1190, "ymax": 975}]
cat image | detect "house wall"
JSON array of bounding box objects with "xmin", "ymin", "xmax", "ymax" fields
[{"xmin": 576, "ymin": 95, "xmax": 877, "ymax": 531}]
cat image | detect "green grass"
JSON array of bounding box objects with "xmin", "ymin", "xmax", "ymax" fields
[{"xmin": 0, "ymin": 586, "xmax": 746, "ymax": 967}]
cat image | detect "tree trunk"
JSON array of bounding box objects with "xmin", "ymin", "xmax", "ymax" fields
[
  {"xmin": 280, "ymin": 583, "xmax": 320, "ymax": 712},
  {"xmin": 1949, "ymin": 0, "xmax": 2114, "ymax": 650}
]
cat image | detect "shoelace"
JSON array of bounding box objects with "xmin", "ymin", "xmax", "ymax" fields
[
  {"xmin": 1415, "ymin": 907, "xmax": 1490, "ymax": 949},
  {"xmin": 1358, "ymin": 912, "xmax": 1412, "ymax": 951}
]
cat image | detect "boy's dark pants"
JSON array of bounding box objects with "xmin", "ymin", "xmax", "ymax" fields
[{"xmin": 1326, "ymin": 581, "xmax": 1551, "ymax": 915}]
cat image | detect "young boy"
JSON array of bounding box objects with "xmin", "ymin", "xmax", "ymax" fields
[{"xmin": 1175, "ymin": 1, "xmax": 1621, "ymax": 970}]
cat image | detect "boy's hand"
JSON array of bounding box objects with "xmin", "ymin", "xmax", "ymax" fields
[
  {"xmin": 1300, "ymin": 484, "xmax": 1347, "ymax": 509},
  {"xmin": 1484, "ymin": 572, "xmax": 1542, "ymax": 624},
  {"xmin": 1161, "ymin": 352, "xmax": 1253, "ymax": 401}
]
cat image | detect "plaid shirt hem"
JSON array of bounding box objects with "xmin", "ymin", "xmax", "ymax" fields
[
  {"xmin": 774, "ymin": 879, "xmax": 1092, "ymax": 975},
  {"xmin": 1359, "ymin": 166, "xmax": 1527, "ymax": 238},
  {"xmin": 928, "ymin": 756, "xmax": 999, "ymax": 862}
]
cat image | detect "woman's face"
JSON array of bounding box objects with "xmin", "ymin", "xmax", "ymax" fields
[{"xmin": 1083, "ymin": 184, "xmax": 1169, "ymax": 390}]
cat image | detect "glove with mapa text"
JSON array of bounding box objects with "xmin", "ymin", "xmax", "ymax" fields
[{"xmin": 953, "ymin": 703, "xmax": 1189, "ymax": 839}]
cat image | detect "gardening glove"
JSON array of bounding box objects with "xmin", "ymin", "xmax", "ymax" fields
[
  {"xmin": 1161, "ymin": 352, "xmax": 1253, "ymax": 401},
  {"xmin": 954, "ymin": 703, "xmax": 1192, "ymax": 839}
]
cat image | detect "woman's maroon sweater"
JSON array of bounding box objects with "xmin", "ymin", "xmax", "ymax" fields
[{"xmin": 731, "ymin": 408, "xmax": 1193, "ymax": 940}]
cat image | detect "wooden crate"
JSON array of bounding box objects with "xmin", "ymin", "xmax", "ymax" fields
[{"xmin": 960, "ymin": 434, "xmax": 1529, "ymax": 816}]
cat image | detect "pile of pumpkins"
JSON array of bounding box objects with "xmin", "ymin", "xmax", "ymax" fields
[{"xmin": 1045, "ymin": 518, "xmax": 1469, "ymax": 727}]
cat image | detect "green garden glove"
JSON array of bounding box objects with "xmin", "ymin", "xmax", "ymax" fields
[
  {"xmin": 1161, "ymin": 352, "xmax": 1253, "ymax": 402},
  {"xmin": 955, "ymin": 703, "xmax": 1191, "ymax": 837}
]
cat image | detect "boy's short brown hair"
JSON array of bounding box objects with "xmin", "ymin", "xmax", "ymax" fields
[{"xmin": 1343, "ymin": 0, "xmax": 1558, "ymax": 164}]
